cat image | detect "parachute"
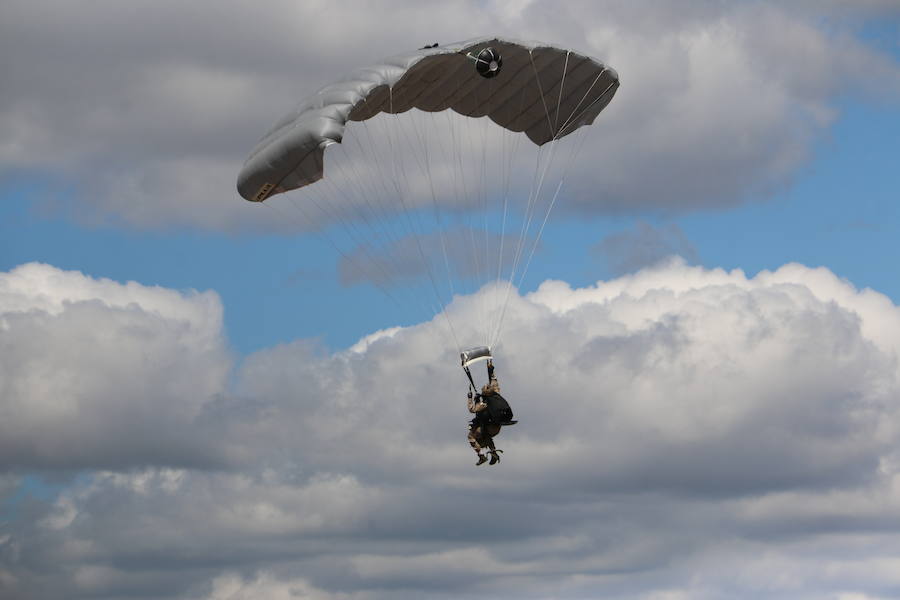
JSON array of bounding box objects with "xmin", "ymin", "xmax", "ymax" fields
[{"xmin": 237, "ymin": 37, "xmax": 619, "ymax": 358}]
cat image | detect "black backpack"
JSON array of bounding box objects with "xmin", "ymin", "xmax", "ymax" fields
[{"xmin": 480, "ymin": 392, "xmax": 517, "ymax": 426}]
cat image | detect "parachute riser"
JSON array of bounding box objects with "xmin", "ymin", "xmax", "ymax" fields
[{"xmin": 464, "ymin": 365, "xmax": 477, "ymax": 391}]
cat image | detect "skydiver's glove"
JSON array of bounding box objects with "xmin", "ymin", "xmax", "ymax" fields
[{"xmin": 467, "ymin": 390, "xmax": 473, "ymax": 399}]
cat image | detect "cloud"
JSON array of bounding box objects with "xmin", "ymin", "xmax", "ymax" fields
[
  {"xmin": 2, "ymin": 1, "xmax": 899, "ymax": 230},
  {"xmin": 190, "ymin": 572, "xmax": 355, "ymax": 600},
  {"xmin": 3, "ymin": 258, "xmax": 900, "ymax": 598},
  {"xmin": 0, "ymin": 263, "xmax": 233, "ymax": 471},
  {"xmin": 339, "ymin": 227, "xmax": 531, "ymax": 288},
  {"xmin": 593, "ymin": 221, "xmax": 699, "ymax": 275}
]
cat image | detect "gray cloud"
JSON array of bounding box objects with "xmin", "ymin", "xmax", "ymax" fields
[
  {"xmin": 2, "ymin": 1, "xmax": 899, "ymax": 230},
  {"xmin": 593, "ymin": 221, "xmax": 699, "ymax": 275},
  {"xmin": 3, "ymin": 259, "xmax": 900, "ymax": 598}
]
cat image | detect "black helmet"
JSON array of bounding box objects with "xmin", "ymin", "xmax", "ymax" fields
[{"xmin": 474, "ymin": 47, "xmax": 502, "ymax": 79}]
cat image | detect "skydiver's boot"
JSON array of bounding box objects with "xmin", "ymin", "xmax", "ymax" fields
[
  {"xmin": 489, "ymin": 449, "xmax": 503, "ymax": 465},
  {"xmin": 475, "ymin": 453, "xmax": 488, "ymax": 466}
]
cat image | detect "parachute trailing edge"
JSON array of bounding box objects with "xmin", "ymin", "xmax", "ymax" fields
[{"xmin": 236, "ymin": 36, "xmax": 619, "ymax": 203}]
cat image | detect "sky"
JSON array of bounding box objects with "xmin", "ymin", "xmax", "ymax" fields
[{"xmin": 2, "ymin": 1, "xmax": 900, "ymax": 598}]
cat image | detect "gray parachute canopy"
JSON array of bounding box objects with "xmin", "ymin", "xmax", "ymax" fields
[{"xmin": 236, "ymin": 36, "xmax": 619, "ymax": 203}]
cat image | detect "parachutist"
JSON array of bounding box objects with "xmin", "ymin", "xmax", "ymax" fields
[
  {"xmin": 466, "ymin": 359, "xmax": 514, "ymax": 465},
  {"xmin": 467, "ymin": 389, "xmax": 496, "ymax": 465}
]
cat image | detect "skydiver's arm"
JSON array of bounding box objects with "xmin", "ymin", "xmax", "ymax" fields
[{"xmin": 486, "ymin": 360, "xmax": 499, "ymax": 394}]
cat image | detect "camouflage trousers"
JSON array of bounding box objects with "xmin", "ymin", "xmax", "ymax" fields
[{"xmin": 468, "ymin": 422, "xmax": 501, "ymax": 453}]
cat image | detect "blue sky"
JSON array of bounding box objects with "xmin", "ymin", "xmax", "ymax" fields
[
  {"xmin": 3, "ymin": 2, "xmax": 900, "ymax": 599},
  {"xmin": 3, "ymin": 100, "xmax": 897, "ymax": 355}
]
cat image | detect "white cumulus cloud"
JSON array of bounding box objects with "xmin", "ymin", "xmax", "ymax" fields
[
  {"xmin": 0, "ymin": 262, "xmax": 233, "ymax": 471},
  {"xmin": 4, "ymin": 259, "xmax": 899, "ymax": 598}
]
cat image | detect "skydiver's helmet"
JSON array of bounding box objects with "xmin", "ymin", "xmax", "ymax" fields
[{"xmin": 481, "ymin": 384, "xmax": 492, "ymax": 395}]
